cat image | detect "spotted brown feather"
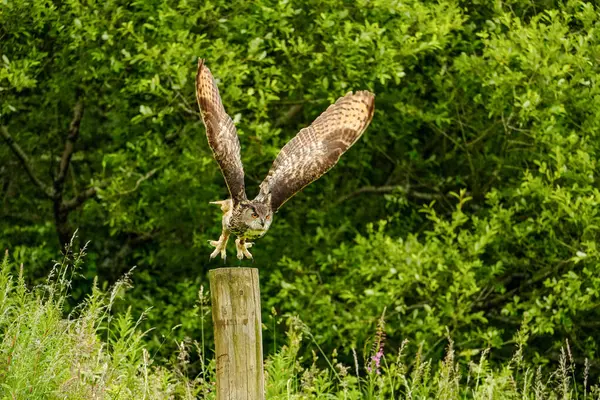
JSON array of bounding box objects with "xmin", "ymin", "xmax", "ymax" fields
[
  {"xmin": 195, "ymin": 59, "xmax": 247, "ymax": 205},
  {"xmin": 258, "ymin": 91, "xmax": 375, "ymax": 211}
]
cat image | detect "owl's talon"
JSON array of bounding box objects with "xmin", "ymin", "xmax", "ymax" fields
[
  {"xmin": 242, "ymin": 244, "xmax": 253, "ymax": 260},
  {"xmin": 209, "ymin": 245, "xmax": 226, "ymax": 261},
  {"xmin": 235, "ymin": 238, "xmax": 254, "ymax": 260},
  {"xmin": 209, "ymin": 249, "xmax": 219, "ymax": 260},
  {"xmin": 209, "ymin": 231, "xmax": 230, "ymax": 260}
]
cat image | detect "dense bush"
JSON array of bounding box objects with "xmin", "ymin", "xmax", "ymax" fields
[
  {"xmin": 266, "ymin": 3, "xmax": 600, "ymax": 365},
  {"xmin": 2, "ymin": 0, "xmax": 600, "ymax": 379}
]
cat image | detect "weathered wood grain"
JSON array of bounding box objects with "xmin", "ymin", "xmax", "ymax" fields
[{"xmin": 209, "ymin": 268, "xmax": 264, "ymax": 400}]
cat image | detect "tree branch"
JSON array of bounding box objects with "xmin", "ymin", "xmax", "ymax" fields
[
  {"xmin": 1, "ymin": 212, "xmax": 42, "ymax": 224},
  {"xmin": 0, "ymin": 125, "xmax": 54, "ymax": 198},
  {"xmin": 55, "ymin": 100, "xmax": 84, "ymax": 194},
  {"xmin": 63, "ymin": 165, "xmax": 163, "ymax": 211},
  {"xmin": 275, "ymin": 104, "xmax": 303, "ymax": 127},
  {"xmin": 62, "ymin": 186, "xmax": 98, "ymax": 212},
  {"xmin": 117, "ymin": 167, "xmax": 161, "ymax": 196},
  {"xmin": 335, "ymin": 185, "xmax": 440, "ymax": 205},
  {"xmin": 114, "ymin": 230, "xmax": 159, "ymax": 266},
  {"xmin": 481, "ymin": 260, "xmax": 570, "ymax": 310}
]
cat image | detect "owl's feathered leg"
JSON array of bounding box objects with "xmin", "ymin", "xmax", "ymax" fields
[
  {"xmin": 208, "ymin": 199, "xmax": 233, "ymax": 260},
  {"xmin": 235, "ymin": 238, "xmax": 254, "ymax": 260}
]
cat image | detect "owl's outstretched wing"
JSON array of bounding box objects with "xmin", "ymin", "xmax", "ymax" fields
[
  {"xmin": 196, "ymin": 59, "xmax": 247, "ymax": 205},
  {"xmin": 258, "ymin": 91, "xmax": 375, "ymax": 212}
]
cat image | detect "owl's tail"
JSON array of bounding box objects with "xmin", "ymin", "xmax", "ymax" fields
[{"xmin": 209, "ymin": 199, "xmax": 232, "ymax": 213}]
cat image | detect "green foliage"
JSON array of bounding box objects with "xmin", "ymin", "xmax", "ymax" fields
[
  {"xmin": 267, "ymin": 0, "xmax": 600, "ymax": 369},
  {"xmin": 0, "ymin": 248, "xmax": 208, "ymax": 398},
  {"xmin": 3, "ymin": 0, "xmax": 600, "ymax": 381},
  {"xmin": 0, "ymin": 248, "xmax": 596, "ymax": 399}
]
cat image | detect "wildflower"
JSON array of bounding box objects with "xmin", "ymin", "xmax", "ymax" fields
[
  {"xmin": 369, "ymin": 346, "xmax": 384, "ymax": 375},
  {"xmin": 367, "ymin": 308, "xmax": 386, "ymax": 375}
]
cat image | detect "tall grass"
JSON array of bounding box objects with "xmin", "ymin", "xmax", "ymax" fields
[
  {"xmin": 0, "ymin": 244, "xmax": 208, "ymax": 399},
  {"xmin": 266, "ymin": 317, "xmax": 599, "ymax": 399},
  {"xmin": 0, "ymin": 244, "xmax": 597, "ymax": 399}
]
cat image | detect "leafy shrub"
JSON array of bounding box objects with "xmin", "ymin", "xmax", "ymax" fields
[{"xmin": 266, "ymin": 2, "xmax": 600, "ymax": 371}]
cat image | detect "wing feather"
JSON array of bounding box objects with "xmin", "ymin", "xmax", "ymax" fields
[
  {"xmin": 258, "ymin": 91, "xmax": 375, "ymax": 211},
  {"xmin": 196, "ymin": 59, "xmax": 247, "ymax": 204}
]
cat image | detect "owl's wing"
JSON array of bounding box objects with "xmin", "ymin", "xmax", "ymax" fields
[
  {"xmin": 258, "ymin": 91, "xmax": 375, "ymax": 212},
  {"xmin": 196, "ymin": 59, "xmax": 247, "ymax": 205}
]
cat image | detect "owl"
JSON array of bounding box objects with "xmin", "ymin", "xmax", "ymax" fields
[{"xmin": 196, "ymin": 59, "xmax": 375, "ymax": 260}]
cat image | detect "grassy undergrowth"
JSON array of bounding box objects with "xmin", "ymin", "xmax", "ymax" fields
[{"xmin": 0, "ymin": 246, "xmax": 597, "ymax": 399}]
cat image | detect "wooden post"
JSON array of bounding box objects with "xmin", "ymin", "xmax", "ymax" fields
[{"xmin": 209, "ymin": 268, "xmax": 264, "ymax": 400}]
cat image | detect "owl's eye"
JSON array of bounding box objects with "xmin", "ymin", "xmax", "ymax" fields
[
  {"xmin": 251, "ymin": 212, "xmax": 258, "ymax": 219},
  {"xmin": 265, "ymin": 215, "xmax": 270, "ymax": 220}
]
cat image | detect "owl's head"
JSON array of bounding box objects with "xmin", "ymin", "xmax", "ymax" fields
[{"xmin": 241, "ymin": 202, "xmax": 273, "ymax": 233}]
